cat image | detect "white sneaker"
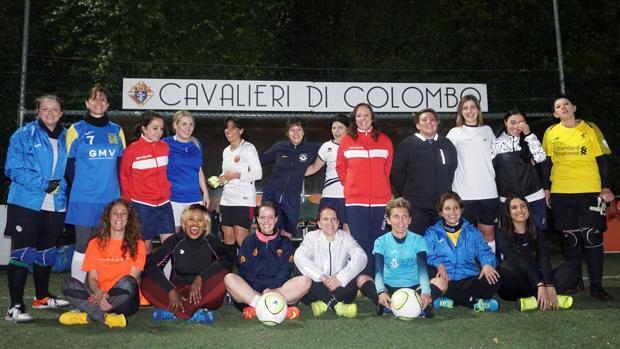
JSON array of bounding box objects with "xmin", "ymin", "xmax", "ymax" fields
[
  {"xmin": 5, "ymin": 305, "xmax": 34, "ymax": 323},
  {"xmin": 32, "ymin": 296, "xmax": 70, "ymax": 309}
]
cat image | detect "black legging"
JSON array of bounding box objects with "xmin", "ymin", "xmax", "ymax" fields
[
  {"xmin": 429, "ymin": 266, "xmax": 501, "ymax": 308},
  {"xmin": 497, "ymin": 258, "xmax": 580, "ymax": 301},
  {"xmin": 62, "ymin": 276, "xmax": 139, "ymax": 322}
]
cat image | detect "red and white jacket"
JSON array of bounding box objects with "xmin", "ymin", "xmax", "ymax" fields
[
  {"xmin": 336, "ymin": 128, "xmax": 393, "ymax": 206},
  {"xmin": 120, "ymin": 135, "xmax": 171, "ymax": 206}
]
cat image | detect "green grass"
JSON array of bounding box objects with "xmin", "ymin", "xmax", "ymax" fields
[{"xmin": 2, "ymin": 254, "xmax": 620, "ymax": 349}]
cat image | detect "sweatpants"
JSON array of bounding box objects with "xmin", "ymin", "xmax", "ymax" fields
[
  {"xmin": 263, "ymin": 191, "xmax": 301, "ymax": 236},
  {"xmin": 141, "ymin": 269, "xmax": 227, "ymax": 320},
  {"xmin": 346, "ymin": 205, "xmax": 387, "ymax": 276}
]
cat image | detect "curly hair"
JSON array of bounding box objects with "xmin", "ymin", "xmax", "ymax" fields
[
  {"xmin": 93, "ymin": 199, "xmax": 142, "ymax": 260},
  {"xmin": 347, "ymin": 103, "xmax": 380, "ymax": 141}
]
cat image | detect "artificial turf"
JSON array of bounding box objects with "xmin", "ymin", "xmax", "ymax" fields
[{"xmin": 2, "ymin": 254, "xmax": 620, "ymax": 349}]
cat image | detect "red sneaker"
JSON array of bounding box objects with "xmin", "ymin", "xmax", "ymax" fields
[
  {"xmin": 243, "ymin": 306, "xmax": 256, "ymax": 320},
  {"xmin": 285, "ymin": 306, "xmax": 300, "ymax": 320}
]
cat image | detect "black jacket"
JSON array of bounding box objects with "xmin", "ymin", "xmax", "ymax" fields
[{"xmin": 391, "ymin": 134, "xmax": 457, "ymax": 209}]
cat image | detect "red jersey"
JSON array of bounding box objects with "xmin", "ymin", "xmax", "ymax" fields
[
  {"xmin": 120, "ymin": 135, "xmax": 171, "ymax": 206},
  {"xmin": 336, "ymin": 128, "xmax": 393, "ymax": 206}
]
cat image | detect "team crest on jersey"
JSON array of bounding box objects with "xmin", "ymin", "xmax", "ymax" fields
[
  {"xmin": 108, "ymin": 133, "xmax": 119, "ymax": 144},
  {"xmin": 128, "ymin": 80, "xmax": 154, "ymax": 106},
  {"xmin": 239, "ymin": 255, "xmax": 246, "ymax": 264},
  {"xmin": 288, "ymin": 255, "xmax": 294, "ymax": 263},
  {"xmin": 252, "ymin": 248, "xmax": 258, "ymax": 256},
  {"xmin": 299, "ymin": 153, "xmax": 308, "ymax": 162},
  {"xmin": 276, "ymin": 249, "xmax": 283, "ymax": 256},
  {"xmin": 234, "ymin": 154, "xmax": 241, "ymax": 163}
]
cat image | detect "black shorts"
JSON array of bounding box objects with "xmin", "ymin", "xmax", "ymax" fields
[
  {"xmin": 550, "ymin": 193, "xmax": 607, "ymax": 231},
  {"xmin": 462, "ymin": 198, "xmax": 499, "ymax": 226},
  {"xmin": 220, "ymin": 205, "xmax": 255, "ymax": 230},
  {"xmin": 4, "ymin": 204, "xmax": 65, "ymax": 250}
]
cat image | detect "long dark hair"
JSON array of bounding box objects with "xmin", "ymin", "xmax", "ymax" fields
[
  {"xmin": 501, "ymin": 195, "xmax": 538, "ymax": 247},
  {"xmin": 347, "ymin": 103, "xmax": 379, "ymax": 141},
  {"xmin": 94, "ymin": 199, "xmax": 142, "ymax": 260},
  {"xmin": 503, "ymin": 109, "xmax": 532, "ymax": 163},
  {"xmin": 131, "ymin": 110, "xmax": 166, "ymax": 144}
]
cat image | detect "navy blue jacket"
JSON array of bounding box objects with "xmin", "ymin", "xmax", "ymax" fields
[
  {"xmin": 260, "ymin": 140, "xmax": 319, "ymax": 199},
  {"xmin": 238, "ymin": 232, "xmax": 294, "ymax": 290}
]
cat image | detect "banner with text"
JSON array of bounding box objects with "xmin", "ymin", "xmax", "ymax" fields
[{"xmin": 123, "ymin": 78, "xmax": 487, "ymax": 112}]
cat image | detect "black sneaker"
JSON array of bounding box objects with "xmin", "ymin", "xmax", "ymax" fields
[{"xmin": 591, "ymin": 285, "xmax": 614, "ymax": 301}]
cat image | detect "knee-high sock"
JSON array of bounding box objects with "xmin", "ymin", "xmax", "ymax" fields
[
  {"xmin": 561, "ymin": 230, "xmax": 583, "ymax": 279},
  {"xmin": 71, "ymin": 252, "xmax": 87, "ymax": 283},
  {"xmin": 309, "ymin": 282, "xmax": 338, "ymax": 309},
  {"xmin": 581, "ymin": 228, "xmax": 604, "ymax": 286},
  {"xmin": 224, "ymin": 244, "xmax": 237, "ymax": 265},
  {"xmin": 8, "ymin": 262, "xmax": 29, "ymax": 307},
  {"xmin": 360, "ymin": 280, "xmax": 378, "ymax": 305},
  {"xmin": 33, "ymin": 263, "xmax": 52, "ymax": 299}
]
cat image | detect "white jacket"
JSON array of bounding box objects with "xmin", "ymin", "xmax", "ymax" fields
[{"xmin": 294, "ymin": 229, "xmax": 367, "ymax": 287}]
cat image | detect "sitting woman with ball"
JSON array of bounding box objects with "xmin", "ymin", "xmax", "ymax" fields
[
  {"xmin": 223, "ymin": 202, "xmax": 311, "ymax": 321},
  {"xmin": 294, "ymin": 206, "xmax": 368, "ymax": 318},
  {"xmin": 373, "ymin": 198, "xmax": 447, "ymax": 317},
  {"xmin": 425, "ymin": 192, "xmax": 501, "ymax": 312}
]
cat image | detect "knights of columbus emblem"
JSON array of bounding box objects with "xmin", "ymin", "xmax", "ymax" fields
[{"xmin": 128, "ymin": 80, "xmax": 154, "ymax": 106}]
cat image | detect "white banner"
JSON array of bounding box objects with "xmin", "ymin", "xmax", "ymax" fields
[{"xmin": 122, "ymin": 78, "xmax": 487, "ymax": 112}]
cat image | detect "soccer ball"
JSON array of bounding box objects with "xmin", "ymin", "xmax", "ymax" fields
[
  {"xmin": 390, "ymin": 288, "xmax": 422, "ymax": 320},
  {"xmin": 255, "ymin": 292, "xmax": 288, "ymax": 326}
]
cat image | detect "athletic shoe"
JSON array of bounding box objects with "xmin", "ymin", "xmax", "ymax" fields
[
  {"xmin": 557, "ymin": 295, "xmax": 574, "ymax": 309},
  {"xmin": 518, "ymin": 296, "xmax": 538, "ymax": 312},
  {"xmin": 104, "ymin": 313, "xmax": 127, "ymax": 328},
  {"xmin": 433, "ymin": 297, "xmax": 454, "ymax": 310},
  {"xmin": 591, "ymin": 285, "xmax": 614, "ymax": 301},
  {"xmin": 285, "ymin": 306, "xmax": 300, "ymax": 320},
  {"xmin": 5, "ymin": 305, "xmax": 33, "ymax": 323},
  {"xmin": 58, "ymin": 311, "xmax": 88, "ymax": 325},
  {"xmin": 311, "ymin": 301, "xmax": 328, "ymax": 317},
  {"xmin": 243, "ymin": 306, "xmax": 256, "ymax": 320},
  {"xmin": 33, "ymin": 296, "xmax": 70, "ymax": 309},
  {"xmin": 334, "ymin": 302, "xmax": 357, "ymax": 318},
  {"xmin": 187, "ymin": 309, "xmax": 215, "ymax": 324},
  {"xmin": 152, "ymin": 308, "xmax": 177, "ymax": 321},
  {"xmin": 376, "ymin": 304, "xmax": 392, "ymax": 316},
  {"xmin": 473, "ymin": 298, "xmax": 499, "ymax": 312},
  {"xmin": 418, "ymin": 307, "xmax": 434, "ymax": 319}
]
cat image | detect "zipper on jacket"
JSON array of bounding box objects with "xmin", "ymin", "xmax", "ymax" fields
[
  {"xmin": 439, "ymin": 149, "xmax": 445, "ymax": 165},
  {"xmin": 328, "ymin": 242, "xmax": 333, "ymax": 276}
]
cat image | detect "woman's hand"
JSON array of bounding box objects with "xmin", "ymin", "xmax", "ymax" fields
[
  {"xmin": 420, "ymin": 293, "xmax": 432, "ymax": 310},
  {"xmin": 95, "ymin": 291, "xmax": 112, "ymax": 312},
  {"xmin": 537, "ymin": 285, "xmax": 551, "ymax": 311},
  {"xmin": 601, "ymin": 188, "xmax": 614, "ymax": 203},
  {"xmin": 518, "ymin": 121, "xmax": 531, "ymax": 136},
  {"xmin": 478, "ymin": 265, "xmax": 500, "ymax": 285},
  {"xmin": 189, "ymin": 276, "xmax": 203, "ymax": 304},
  {"xmin": 323, "ymin": 276, "xmax": 342, "ymax": 292},
  {"xmin": 168, "ymin": 289, "xmax": 186, "ymax": 314},
  {"xmin": 437, "ymin": 264, "xmax": 449, "ymax": 283},
  {"xmin": 203, "ymin": 193, "xmax": 210, "ymax": 209},
  {"xmin": 544, "ymin": 189, "xmax": 552, "ymax": 208},
  {"xmin": 545, "ymin": 286, "xmax": 559, "ymax": 310},
  {"xmin": 378, "ymin": 292, "xmax": 391, "ymax": 309}
]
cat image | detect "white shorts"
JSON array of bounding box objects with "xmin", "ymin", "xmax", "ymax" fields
[{"xmin": 171, "ymin": 200, "xmax": 202, "ymax": 227}]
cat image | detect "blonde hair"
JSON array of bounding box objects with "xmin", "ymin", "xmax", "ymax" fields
[
  {"xmin": 180, "ymin": 204, "xmax": 212, "ymax": 237},
  {"xmin": 172, "ymin": 110, "xmax": 199, "ymax": 147}
]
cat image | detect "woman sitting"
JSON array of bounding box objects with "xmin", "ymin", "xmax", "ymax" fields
[
  {"xmin": 496, "ymin": 195, "xmax": 577, "ymax": 311},
  {"xmin": 59, "ymin": 199, "xmax": 146, "ymax": 328},
  {"xmin": 142, "ymin": 204, "xmax": 231, "ymax": 323},
  {"xmin": 294, "ymin": 206, "xmax": 367, "ymax": 318},
  {"xmin": 425, "ymin": 192, "xmax": 501, "ymax": 312}
]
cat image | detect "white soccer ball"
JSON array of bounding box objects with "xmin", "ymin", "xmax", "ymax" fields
[
  {"xmin": 390, "ymin": 288, "xmax": 422, "ymax": 320},
  {"xmin": 256, "ymin": 292, "xmax": 288, "ymax": 326}
]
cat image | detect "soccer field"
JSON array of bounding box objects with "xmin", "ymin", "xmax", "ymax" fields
[{"xmin": 2, "ymin": 254, "xmax": 620, "ymax": 349}]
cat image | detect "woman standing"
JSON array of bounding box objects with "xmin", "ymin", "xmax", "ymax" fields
[
  {"xmin": 446, "ymin": 95, "xmax": 498, "ymax": 251},
  {"xmin": 305, "ymin": 115, "xmax": 350, "ymax": 232},
  {"xmin": 4, "ymin": 95, "xmax": 70, "ymax": 322},
  {"xmin": 260, "ymin": 118, "xmax": 319, "ymax": 239},
  {"xmin": 542, "ymin": 94, "xmax": 614, "ymax": 301},
  {"xmin": 217, "ymin": 117, "xmax": 262, "ymax": 263},
  {"xmin": 120, "ymin": 111, "xmax": 174, "ymax": 254},
  {"xmin": 66, "ymin": 86, "xmax": 126, "ymax": 283},
  {"xmin": 142, "ymin": 204, "xmax": 230, "ymax": 323},
  {"xmin": 59, "ymin": 199, "xmax": 145, "ymax": 328},
  {"xmin": 491, "ymin": 110, "xmax": 548, "ymax": 232},
  {"xmin": 336, "ymin": 103, "xmax": 393, "ymax": 276},
  {"xmin": 496, "ymin": 196, "xmax": 577, "ymax": 311},
  {"xmin": 163, "ymin": 110, "xmax": 209, "ymax": 232},
  {"xmin": 391, "ymin": 108, "xmax": 457, "ymax": 235}
]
